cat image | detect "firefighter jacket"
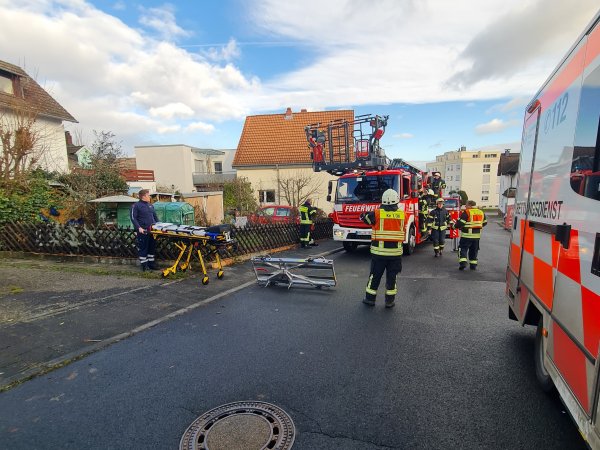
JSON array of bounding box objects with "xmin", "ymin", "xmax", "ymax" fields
[
  {"xmin": 361, "ymin": 205, "xmax": 406, "ymax": 257},
  {"xmin": 418, "ymin": 194, "xmax": 430, "ymax": 215},
  {"xmin": 454, "ymin": 207, "xmax": 487, "ymax": 239},
  {"xmin": 299, "ymin": 204, "xmax": 317, "ymax": 224},
  {"xmin": 427, "ymin": 207, "xmax": 451, "ymax": 230},
  {"xmin": 431, "ymin": 178, "xmax": 446, "ymax": 196},
  {"xmin": 131, "ymin": 200, "xmax": 158, "ymax": 230}
]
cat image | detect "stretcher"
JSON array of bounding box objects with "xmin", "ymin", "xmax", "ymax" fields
[
  {"xmin": 150, "ymin": 222, "xmax": 236, "ymax": 285},
  {"xmin": 251, "ymin": 255, "xmax": 336, "ymax": 289}
]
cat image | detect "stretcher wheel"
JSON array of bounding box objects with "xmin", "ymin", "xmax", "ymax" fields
[
  {"xmin": 202, "ymin": 276, "xmax": 209, "ymax": 285},
  {"xmin": 162, "ymin": 270, "xmax": 169, "ymax": 278},
  {"xmin": 217, "ymin": 270, "xmax": 224, "ymax": 279}
]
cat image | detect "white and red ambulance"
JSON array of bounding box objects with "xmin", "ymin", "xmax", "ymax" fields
[{"xmin": 506, "ymin": 10, "xmax": 600, "ymax": 448}]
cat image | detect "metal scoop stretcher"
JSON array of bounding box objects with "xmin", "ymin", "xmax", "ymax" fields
[{"xmin": 251, "ymin": 255, "xmax": 336, "ymax": 289}]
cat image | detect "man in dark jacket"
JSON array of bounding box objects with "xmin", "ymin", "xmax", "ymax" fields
[
  {"xmin": 299, "ymin": 200, "xmax": 318, "ymax": 248},
  {"xmin": 131, "ymin": 189, "xmax": 159, "ymax": 271},
  {"xmin": 430, "ymin": 172, "xmax": 446, "ymax": 198},
  {"xmin": 427, "ymin": 197, "xmax": 452, "ymax": 257}
]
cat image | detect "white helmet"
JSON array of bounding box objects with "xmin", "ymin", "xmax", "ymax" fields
[{"xmin": 382, "ymin": 189, "xmax": 399, "ymax": 205}]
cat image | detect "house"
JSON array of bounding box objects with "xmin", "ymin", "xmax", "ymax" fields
[
  {"xmin": 134, "ymin": 144, "xmax": 234, "ymax": 192},
  {"xmin": 497, "ymin": 150, "xmax": 520, "ymax": 228},
  {"xmin": 0, "ymin": 60, "xmax": 77, "ymax": 173},
  {"xmin": 65, "ymin": 131, "xmax": 92, "ymax": 169},
  {"xmin": 233, "ymin": 108, "xmax": 353, "ymax": 211}
]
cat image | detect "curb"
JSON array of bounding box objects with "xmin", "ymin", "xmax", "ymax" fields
[{"xmin": 0, "ymin": 244, "xmax": 344, "ymax": 393}]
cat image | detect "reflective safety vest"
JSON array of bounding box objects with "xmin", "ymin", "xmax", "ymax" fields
[
  {"xmin": 299, "ymin": 205, "xmax": 315, "ymax": 224},
  {"xmin": 370, "ymin": 208, "xmax": 406, "ymax": 256},
  {"xmin": 459, "ymin": 208, "xmax": 486, "ymax": 239}
]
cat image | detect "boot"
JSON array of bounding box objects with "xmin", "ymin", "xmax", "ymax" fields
[
  {"xmin": 459, "ymin": 262, "xmax": 466, "ymax": 271},
  {"xmin": 434, "ymin": 249, "xmax": 439, "ymax": 257},
  {"xmin": 385, "ymin": 298, "xmax": 395, "ymax": 308},
  {"xmin": 362, "ymin": 298, "xmax": 375, "ymax": 306},
  {"xmin": 470, "ymin": 264, "xmax": 477, "ymax": 270},
  {"xmin": 141, "ymin": 262, "xmax": 148, "ymax": 272},
  {"xmin": 147, "ymin": 261, "xmax": 158, "ymax": 270}
]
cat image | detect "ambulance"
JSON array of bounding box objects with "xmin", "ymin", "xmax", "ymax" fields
[{"xmin": 505, "ymin": 10, "xmax": 600, "ymax": 447}]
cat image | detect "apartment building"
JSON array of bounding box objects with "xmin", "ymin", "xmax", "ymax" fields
[{"xmin": 426, "ymin": 144, "xmax": 518, "ymax": 208}]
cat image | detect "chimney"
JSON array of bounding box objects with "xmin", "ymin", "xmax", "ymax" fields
[
  {"xmin": 300, "ymin": 108, "xmax": 307, "ymax": 113},
  {"xmin": 65, "ymin": 130, "xmax": 73, "ymax": 146},
  {"xmin": 284, "ymin": 107, "xmax": 293, "ymax": 119}
]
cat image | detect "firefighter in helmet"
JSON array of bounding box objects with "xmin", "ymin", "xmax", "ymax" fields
[
  {"xmin": 427, "ymin": 197, "xmax": 452, "ymax": 257},
  {"xmin": 299, "ymin": 200, "xmax": 318, "ymax": 248},
  {"xmin": 430, "ymin": 172, "xmax": 446, "ymax": 198},
  {"xmin": 453, "ymin": 200, "xmax": 487, "ymax": 270},
  {"xmin": 359, "ymin": 188, "xmax": 406, "ymax": 308}
]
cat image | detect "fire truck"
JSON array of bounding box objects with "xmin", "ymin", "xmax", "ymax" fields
[
  {"xmin": 505, "ymin": 10, "xmax": 600, "ymax": 448},
  {"xmin": 305, "ymin": 114, "xmax": 430, "ymax": 253}
]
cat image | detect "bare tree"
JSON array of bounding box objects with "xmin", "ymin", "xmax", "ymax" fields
[
  {"xmin": 0, "ymin": 105, "xmax": 48, "ymax": 189},
  {"xmin": 276, "ymin": 171, "xmax": 322, "ymax": 207}
]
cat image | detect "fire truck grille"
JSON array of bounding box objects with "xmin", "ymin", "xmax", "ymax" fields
[{"xmin": 337, "ymin": 213, "xmax": 370, "ymax": 228}]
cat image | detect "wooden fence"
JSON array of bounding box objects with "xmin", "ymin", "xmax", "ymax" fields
[{"xmin": 0, "ymin": 220, "xmax": 334, "ymax": 261}]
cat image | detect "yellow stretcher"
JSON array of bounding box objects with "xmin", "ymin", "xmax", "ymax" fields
[{"xmin": 150, "ymin": 223, "xmax": 236, "ymax": 285}]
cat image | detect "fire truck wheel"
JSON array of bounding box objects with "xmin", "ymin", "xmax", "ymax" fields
[
  {"xmin": 403, "ymin": 225, "xmax": 416, "ymax": 255},
  {"xmin": 343, "ymin": 242, "xmax": 358, "ymax": 252},
  {"xmin": 534, "ymin": 317, "xmax": 554, "ymax": 392}
]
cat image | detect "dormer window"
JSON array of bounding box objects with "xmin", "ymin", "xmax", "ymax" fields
[{"xmin": 0, "ymin": 72, "xmax": 14, "ymax": 95}]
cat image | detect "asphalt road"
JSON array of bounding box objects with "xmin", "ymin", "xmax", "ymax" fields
[{"xmin": 0, "ymin": 222, "xmax": 586, "ymax": 449}]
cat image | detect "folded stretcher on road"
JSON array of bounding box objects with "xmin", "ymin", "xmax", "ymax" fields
[
  {"xmin": 150, "ymin": 223, "xmax": 236, "ymax": 285},
  {"xmin": 251, "ymin": 255, "xmax": 336, "ymax": 289}
]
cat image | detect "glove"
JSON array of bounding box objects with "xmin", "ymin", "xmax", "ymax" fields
[{"xmin": 359, "ymin": 212, "xmax": 366, "ymax": 222}]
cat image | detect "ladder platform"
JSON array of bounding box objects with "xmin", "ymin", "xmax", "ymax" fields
[{"xmin": 251, "ymin": 255, "xmax": 336, "ymax": 289}]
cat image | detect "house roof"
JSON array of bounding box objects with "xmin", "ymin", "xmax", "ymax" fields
[
  {"xmin": 0, "ymin": 60, "xmax": 77, "ymax": 123},
  {"xmin": 88, "ymin": 195, "xmax": 137, "ymax": 203},
  {"xmin": 497, "ymin": 152, "xmax": 520, "ymax": 176},
  {"xmin": 233, "ymin": 108, "xmax": 354, "ymax": 167}
]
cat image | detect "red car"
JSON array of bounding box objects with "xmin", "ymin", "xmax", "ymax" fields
[{"xmin": 248, "ymin": 205, "xmax": 299, "ymax": 224}]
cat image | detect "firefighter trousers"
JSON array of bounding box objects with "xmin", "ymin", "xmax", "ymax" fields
[
  {"xmin": 137, "ymin": 232, "xmax": 156, "ymax": 266},
  {"xmin": 458, "ymin": 237, "xmax": 479, "ymax": 268},
  {"xmin": 299, "ymin": 224, "xmax": 313, "ymax": 247},
  {"xmin": 365, "ymin": 256, "xmax": 402, "ymax": 302},
  {"xmin": 431, "ymin": 229, "xmax": 446, "ymax": 252}
]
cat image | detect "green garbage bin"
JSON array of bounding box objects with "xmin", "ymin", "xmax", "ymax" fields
[{"xmin": 153, "ymin": 202, "xmax": 195, "ymax": 225}]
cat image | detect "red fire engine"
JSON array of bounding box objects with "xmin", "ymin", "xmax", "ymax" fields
[
  {"xmin": 505, "ymin": 9, "xmax": 600, "ymax": 448},
  {"xmin": 305, "ymin": 114, "xmax": 430, "ymax": 253}
]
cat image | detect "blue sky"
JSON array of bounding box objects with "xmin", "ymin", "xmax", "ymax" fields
[{"xmin": 0, "ymin": 0, "xmax": 598, "ymax": 163}]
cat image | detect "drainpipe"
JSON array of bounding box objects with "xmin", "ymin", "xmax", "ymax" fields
[{"xmin": 276, "ymin": 164, "xmax": 280, "ymax": 203}]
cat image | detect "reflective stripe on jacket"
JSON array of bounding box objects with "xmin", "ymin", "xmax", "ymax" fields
[
  {"xmin": 456, "ymin": 208, "xmax": 486, "ymax": 239},
  {"xmin": 370, "ymin": 208, "xmax": 405, "ymax": 256},
  {"xmin": 427, "ymin": 207, "xmax": 451, "ymax": 230},
  {"xmin": 299, "ymin": 205, "xmax": 316, "ymax": 224}
]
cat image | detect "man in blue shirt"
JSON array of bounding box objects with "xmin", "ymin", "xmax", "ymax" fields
[{"xmin": 130, "ymin": 189, "xmax": 159, "ymax": 271}]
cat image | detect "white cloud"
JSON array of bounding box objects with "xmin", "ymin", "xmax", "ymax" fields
[
  {"xmin": 186, "ymin": 122, "xmax": 215, "ymax": 134},
  {"xmin": 157, "ymin": 125, "xmax": 181, "ymax": 134},
  {"xmin": 487, "ymin": 96, "xmax": 530, "ymax": 114},
  {"xmin": 138, "ymin": 5, "xmax": 190, "ymax": 41},
  {"xmin": 149, "ymin": 103, "xmax": 195, "ymax": 119},
  {"xmin": 475, "ymin": 118, "xmax": 520, "ymax": 134},
  {"xmin": 394, "ymin": 133, "xmax": 414, "ymax": 139},
  {"xmin": 203, "ymin": 38, "xmax": 241, "ymax": 62}
]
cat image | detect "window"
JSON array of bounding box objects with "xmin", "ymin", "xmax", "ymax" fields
[
  {"xmin": 194, "ymin": 160, "xmax": 205, "ymax": 173},
  {"xmin": 448, "ymin": 176, "xmax": 453, "ymax": 181},
  {"xmin": 275, "ymin": 208, "xmax": 290, "ymax": 217},
  {"xmin": 455, "ymin": 165, "xmax": 460, "ymax": 171},
  {"xmin": 455, "ymin": 175, "xmax": 460, "ymax": 181},
  {"xmin": 484, "ymin": 153, "xmax": 497, "ymax": 158},
  {"xmin": 0, "ymin": 73, "xmax": 14, "ymax": 95},
  {"xmin": 571, "ymin": 59, "xmax": 600, "ymax": 201},
  {"xmin": 482, "ymin": 174, "xmax": 490, "ymax": 183},
  {"xmin": 259, "ymin": 190, "xmax": 276, "ymax": 203},
  {"xmin": 473, "ymin": 154, "xmax": 479, "ymax": 158},
  {"xmin": 214, "ymin": 162, "xmax": 223, "ymax": 174},
  {"xmin": 483, "ymin": 164, "xmax": 491, "ymax": 172},
  {"xmin": 481, "ymin": 196, "xmax": 489, "ymax": 201},
  {"xmin": 446, "ymin": 165, "xmax": 452, "ymax": 171}
]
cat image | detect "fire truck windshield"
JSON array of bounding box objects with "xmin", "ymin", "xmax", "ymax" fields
[{"xmin": 336, "ymin": 175, "xmax": 399, "ymax": 203}]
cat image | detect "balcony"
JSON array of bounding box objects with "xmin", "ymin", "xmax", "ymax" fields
[{"xmin": 192, "ymin": 172, "xmax": 236, "ymax": 186}]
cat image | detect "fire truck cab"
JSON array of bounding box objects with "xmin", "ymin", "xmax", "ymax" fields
[{"xmin": 506, "ymin": 10, "xmax": 600, "ymax": 448}]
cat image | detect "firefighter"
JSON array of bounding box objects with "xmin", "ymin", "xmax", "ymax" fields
[
  {"xmin": 131, "ymin": 189, "xmax": 159, "ymax": 271},
  {"xmin": 359, "ymin": 189, "xmax": 405, "ymax": 308},
  {"xmin": 430, "ymin": 172, "xmax": 446, "ymax": 198},
  {"xmin": 428, "ymin": 197, "xmax": 452, "ymax": 257},
  {"xmin": 299, "ymin": 200, "xmax": 318, "ymax": 248},
  {"xmin": 418, "ymin": 188, "xmax": 431, "ymax": 235},
  {"xmin": 453, "ymin": 199, "xmax": 487, "ymax": 270}
]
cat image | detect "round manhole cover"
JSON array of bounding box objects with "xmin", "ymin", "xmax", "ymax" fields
[{"xmin": 180, "ymin": 401, "xmax": 296, "ymax": 450}]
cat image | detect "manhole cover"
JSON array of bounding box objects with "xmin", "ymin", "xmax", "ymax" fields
[{"xmin": 180, "ymin": 401, "xmax": 296, "ymax": 450}]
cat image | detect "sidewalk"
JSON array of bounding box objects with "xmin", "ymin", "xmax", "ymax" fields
[{"xmin": 0, "ymin": 240, "xmax": 343, "ymax": 391}]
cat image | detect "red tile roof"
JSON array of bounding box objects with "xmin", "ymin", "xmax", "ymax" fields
[
  {"xmin": 0, "ymin": 60, "xmax": 77, "ymax": 123},
  {"xmin": 233, "ymin": 108, "xmax": 354, "ymax": 167}
]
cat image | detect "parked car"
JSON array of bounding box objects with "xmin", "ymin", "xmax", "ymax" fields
[{"xmin": 248, "ymin": 205, "xmax": 299, "ymax": 224}]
